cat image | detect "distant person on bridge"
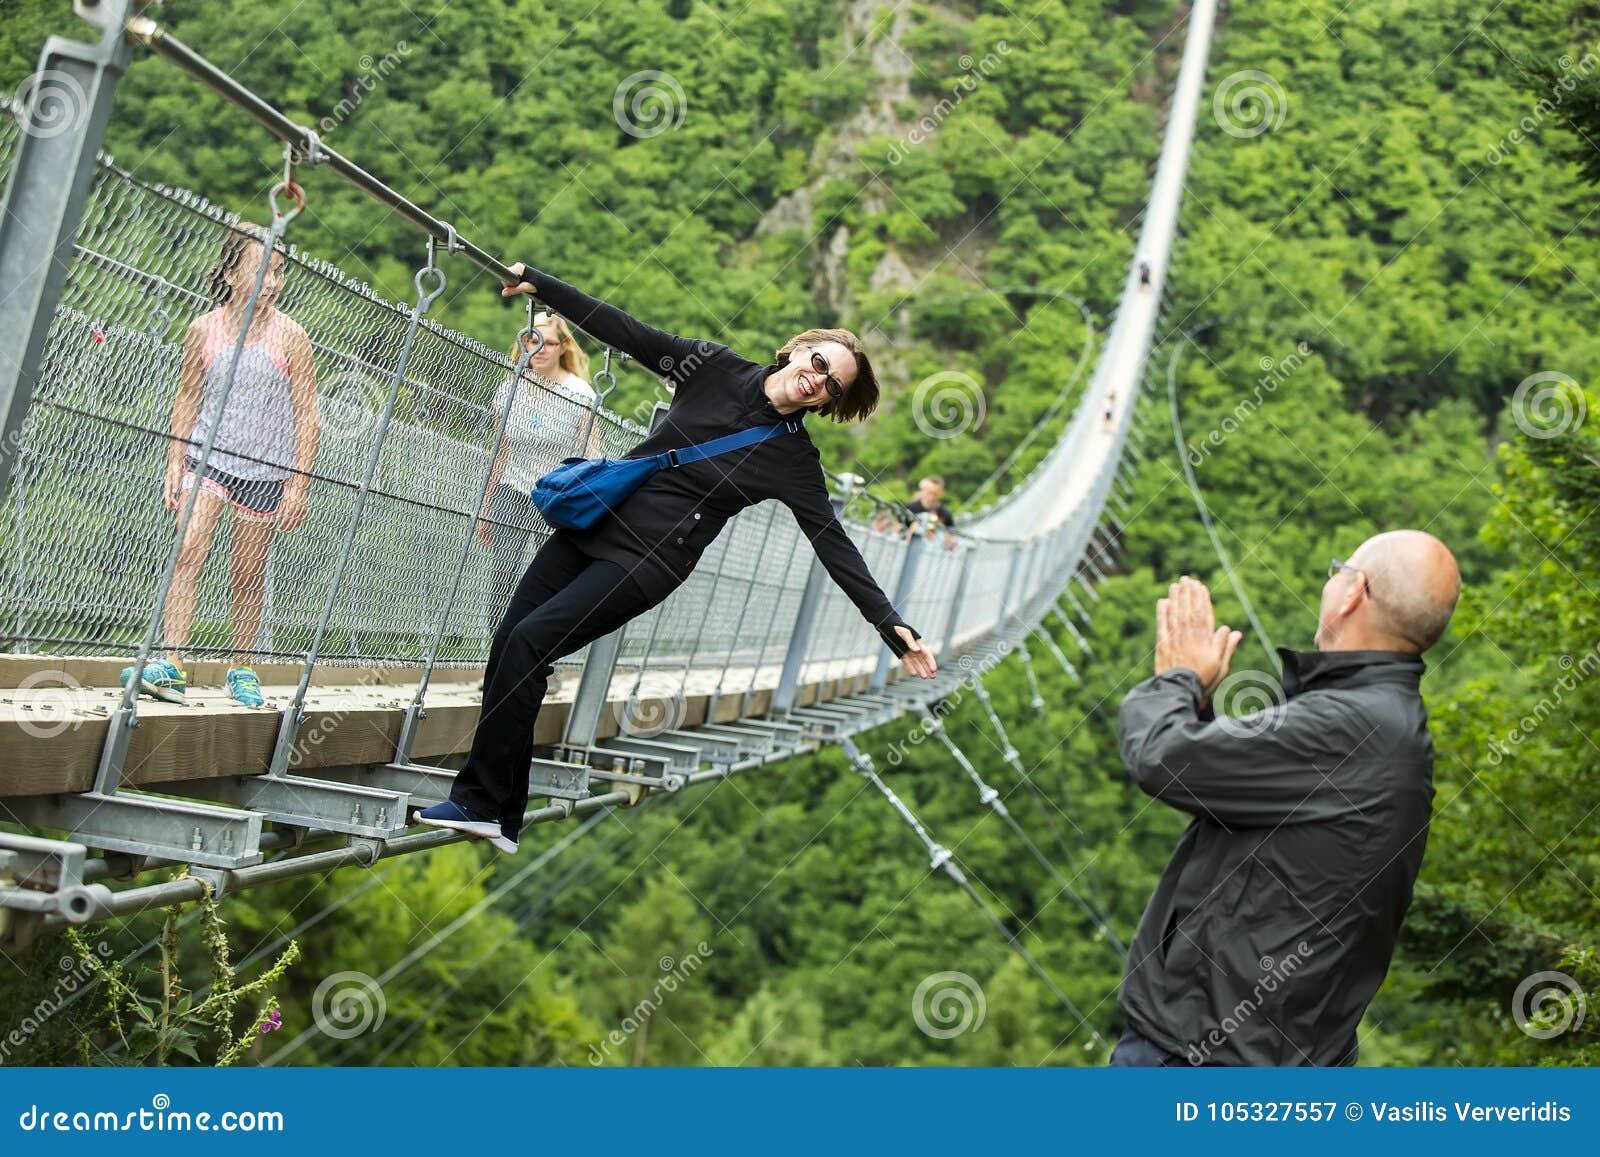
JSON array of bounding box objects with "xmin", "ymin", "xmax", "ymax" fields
[
  {"xmin": 872, "ymin": 475, "xmax": 957, "ymax": 550},
  {"xmin": 418, "ymin": 262, "xmax": 938, "ymax": 853},
  {"xmin": 1112, "ymin": 530, "xmax": 1460, "ymax": 1066},
  {"xmin": 476, "ymin": 311, "xmax": 601, "ymax": 626},
  {"xmin": 120, "ymin": 227, "xmax": 319, "ymax": 708}
]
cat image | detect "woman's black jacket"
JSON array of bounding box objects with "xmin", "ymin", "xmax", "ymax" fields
[{"xmin": 520, "ymin": 265, "xmax": 920, "ymax": 658}]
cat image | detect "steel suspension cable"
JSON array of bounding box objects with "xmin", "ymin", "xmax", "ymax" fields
[{"xmin": 837, "ymin": 737, "xmax": 1104, "ymax": 1051}]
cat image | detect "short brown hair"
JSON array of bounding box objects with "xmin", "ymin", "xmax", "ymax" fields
[{"xmin": 775, "ymin": 327, "xmax": 879, "ymax": 423}]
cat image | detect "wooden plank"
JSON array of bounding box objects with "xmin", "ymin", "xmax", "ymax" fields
[{"xmin": 0, "ymin": 650, "xmax": 892, "ymax": 796}]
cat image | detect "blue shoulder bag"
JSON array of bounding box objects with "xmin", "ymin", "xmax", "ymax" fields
[{"xmin": 531, "ymin": 419, "xmax": 800, "ymax": 531}]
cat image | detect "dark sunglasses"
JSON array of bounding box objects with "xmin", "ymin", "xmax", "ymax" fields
[
  {"xmin": 1328, "ymin": 557, "xmax": 1374, "ymax": 596},
  {"xmin": 807, "ymin": 348, "xmax": 845, "ymax": 399}
]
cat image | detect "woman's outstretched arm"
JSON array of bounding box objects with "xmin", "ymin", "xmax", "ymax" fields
[
  {"xmin": 502, "ymin": 262, "xmax": 712, "ymax": 384},
  {"xmin": 782, "ymin": 457, "xmax": 937, "ymax": 677}
]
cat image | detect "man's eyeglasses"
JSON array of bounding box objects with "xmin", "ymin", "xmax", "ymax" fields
[
  {"xmin": 1328, "ymin": 558, "xmax": 1374, "ymax": 596},
  {"xmin": 806, "ymin": 347, "xmax": 845, "ymax": 399}
]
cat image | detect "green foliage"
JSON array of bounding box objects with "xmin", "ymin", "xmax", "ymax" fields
[
  {"xmin": 0, "ymin": 882, "xmax": 297, "ymax": 1066},
  {"xmin": 3, "ymin": 0, "xmax": 1596, "ymax": 1066}
]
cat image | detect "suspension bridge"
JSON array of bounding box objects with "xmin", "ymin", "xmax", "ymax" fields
[{"xmin": 0, "ymin": 0, "xmax": 1218, "ymax": 1044}]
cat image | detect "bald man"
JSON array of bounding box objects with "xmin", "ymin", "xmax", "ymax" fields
[{"xmin": 1111, "ymin": 531, "xmax": 1460, "ymax": 1066}]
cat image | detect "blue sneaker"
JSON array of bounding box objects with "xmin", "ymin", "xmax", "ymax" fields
[
  {"xmin": 226, "ymin": 666, "xmax": 266, "ymax": 707},
  {"xmin": 415, "ymin": 800, "xmax": 500, "ymax": 841},
  {"xmin": 490, "ymin": 818, "xmax": 520, "ymax": 855},
  {"xmin": 118, "ymin": 658, "xmax": 186, "ymax": 703}
]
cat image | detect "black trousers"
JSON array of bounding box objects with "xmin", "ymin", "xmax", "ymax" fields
[
  {"xmin": 485, "ymin": 483, "xmax": 537, "ymax": 629},
  {"xmin": 450, "ymin": 530, "xmax": 670, "ymax": 828},
  {"xmin": 1109, "ymin": 1027, "xmax": 1194, "ymax": 1067}
]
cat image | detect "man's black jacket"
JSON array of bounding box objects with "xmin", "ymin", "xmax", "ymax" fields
[
  {"xmin": 1116, "ymin": 646, "xmax": 1434, "ymax": 1065},
  {"xmin": 520, "ymin": 266, "xmax": 918, "ymax": 657}
]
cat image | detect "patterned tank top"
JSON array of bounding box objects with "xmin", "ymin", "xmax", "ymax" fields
[{"xmin": 190, "ymin": 311, "xmax": 297, "ymax": 482}]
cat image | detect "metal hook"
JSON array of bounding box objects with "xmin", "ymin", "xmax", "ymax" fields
[
  {"xmin": 413, "ymin": 238, "xmax": 447, "ymax": 306},
  {"xmin": 414, "ymin": 264, "xmax": 446, "ymax": 307},
  {"xmin": 268, "ymin": 180, "xmax": 306, "ymax": 223}
]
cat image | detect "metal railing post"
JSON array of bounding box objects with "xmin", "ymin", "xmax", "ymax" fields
[
  {"xmin": 871, "ymin": 521, "xmax": 926, "ymax": 690},
  {"xmin": 937, "ymin": 542, "xmax": 974, "ymax": 667},
  {"xmin": 0, "ymin": 0, "xmax": 134, "ymax": 509},
  {"xmin": 773, "ymin": 482, "xmax": 852, "ymax": 714}
]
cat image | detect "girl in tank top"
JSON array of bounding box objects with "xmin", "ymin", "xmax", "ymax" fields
[{"xmin": 121, "ymin": 226, "xmax": 320, "ymax": 707}]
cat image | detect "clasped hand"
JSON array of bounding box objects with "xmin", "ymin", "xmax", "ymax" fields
[{"xmin": 1155, "ymin": 576, "xmax": 1243, "ymax": 704}]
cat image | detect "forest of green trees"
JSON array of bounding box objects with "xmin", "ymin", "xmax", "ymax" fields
[{"xmin": 1, "ymin": 0, "xmax": 1596, "ymax": 1066}]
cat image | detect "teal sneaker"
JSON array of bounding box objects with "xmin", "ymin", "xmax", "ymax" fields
[
  {"xmin": 226, "ymin": 666, "xmax": 266, "ymax": 707},
  {"xmin": 118, "ymin": 658, "xmax": 187, "ymax": 703}
]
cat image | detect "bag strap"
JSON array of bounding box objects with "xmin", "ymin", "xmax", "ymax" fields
[{"xmin": 662, "ymin": 419, "xmax": 800, "ymax": 468}]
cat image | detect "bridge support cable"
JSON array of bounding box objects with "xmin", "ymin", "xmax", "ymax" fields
[
  {"xmin": 971, "ymin": 670, "xmax": 1124, "ymax": 955},
  {"xmin": 836, "ymin": 737, "xmax": 1104, "ymax": 1052},
  {"xmin": 921, "ymin": 716, "xmax": 1125, "ymax": 957},
  {"xmin": 1032, "ymin": 626, "xmax": 1080, "ymax": 685},
  {"xmin": 264, "ymin": 254, "xmax": 449, "ymax": 782},
  {"xmin": 1049, "ymin": 602, "xmax": 1094, "ymax": 658},
  {"xmin": 1163, "ymin": 324, "xmax": 1281, "ymax": 674},
  {"xmin": 261, "ymin": 804, "xmax": 628, "ymax": 1065},
  {"xmin": 395, "ymin": 319, "xmax": 546, "ymax": 766},
  {"xmin": 967, "ymin": 681, "xmax": 1079, "ymax": 866},
  {"xmin": 359, "ymin": 755, "xmax": 813, "ymax": 1064},
  {"xmin": 1017, "ymin": 644, "xmax": 1047, "ymax": 713}
]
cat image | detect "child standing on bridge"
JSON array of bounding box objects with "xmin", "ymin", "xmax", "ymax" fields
[{"xmin": 119, "ymin": 227, "xmax": 320, "ymax": 707}]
